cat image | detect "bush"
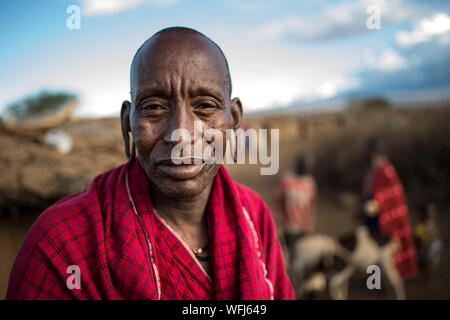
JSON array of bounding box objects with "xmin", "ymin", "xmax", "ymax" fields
[
  {"xmin": 347, "ymin": 97, "xmax": 392, "ymax": 112},
  {"xmin": 3, "ymin": 91, "xmax": 77, "ymax": 120}
]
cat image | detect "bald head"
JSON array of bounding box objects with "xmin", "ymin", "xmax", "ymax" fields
[{"xmin": 130, "ymin": 27, "xmax": 232, "ymax": 101}]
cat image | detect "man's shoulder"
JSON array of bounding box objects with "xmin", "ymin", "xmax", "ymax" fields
[
  {"xmin": 233, "ymin": 181, "xmax": 281, "ymax": 262},
  {"xmin": 25, "ymin": 162, "xmax": 129, "ymax": 248},
  {"xmin": 234, "ymin": 182, "xmax": 271, "ymax": 222},
  {"xmin": 234, "ymin": 182, "xmax": 264, "ymax": 205}
]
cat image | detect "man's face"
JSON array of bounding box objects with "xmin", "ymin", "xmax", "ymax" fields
[{"xmin": 123, "ymin": 33, "xmax": 241, "ymax": 200}]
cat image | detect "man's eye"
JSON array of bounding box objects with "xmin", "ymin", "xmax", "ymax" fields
[
  {"xmin": 142, "ymin": 103, "xmax": 164, "ymax": 111},
  {"xmin": 196, "ymin": 102, "xmax": 218, "ymax": 109}
]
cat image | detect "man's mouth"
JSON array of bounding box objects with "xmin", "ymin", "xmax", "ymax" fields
[{"xmin": 156, "ymin": 158, "xmax": 206, "ymax": 180}]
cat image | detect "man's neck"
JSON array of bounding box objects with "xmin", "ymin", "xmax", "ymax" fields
[
  {"xmin": 150, "ymin": 183, "xmax": 212, "ymax": 233},
  {"xmin": 149, "ymin": 183, "xmax": 213, "ymax": 277}
]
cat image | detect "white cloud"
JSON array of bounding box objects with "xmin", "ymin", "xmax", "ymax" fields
[
  {"xmin": 253, "ymin": 0, "xmax": 426, "ymax": 41},
  {"xmin": 222, "ymin": 0, "xmax": 278, "ymax": 12},
  {"xmin": 220, "ymin": 38, "xmax": 357, "ymax": 111},
  {"xmin": 377, "ymin": 49, "xmax": 408, "ymax": 71},
  {"xmin": 82, "ymin": 0, "xmax": 142, "ymax": 15},
  {"xmin": 253, "ymin": 16, "xmax": 302, "ymax": 40},
  {"xmin": 363, "ymin": 48, "xmax": 408, "ymax": 71},
  {"xmin": 317, "ymin": 78, "xmax": 349, "ymax": 98},
  {"xmin": 439, "ymin": 32, "xmax": 450, "ymax": 44},
  {"xmin": 82, "ymin": 0, "xmax": 180, "ymax": 16},
  {"xmin": 396, "ymin": 13, "xmax": 450, "ymax": 46}
]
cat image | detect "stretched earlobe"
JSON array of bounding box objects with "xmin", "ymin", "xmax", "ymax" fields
[
  {"xmin": 130, "ymin": 140, "xmax": 136, "ymax": 160},
  {"xmin": 124, "ymin": 131, "xmax": 136, "ymax": 160},
  {"xmin": 230, "ymin": 97, "xmax": 243, "ymax": 129},
  {"xmin": 121, "ymin": 101, "xmax": 135, "ymax": 160}
]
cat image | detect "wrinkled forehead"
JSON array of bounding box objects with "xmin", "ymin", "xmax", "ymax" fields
[{"xmin": 130, "ymin": 33, "xmax": 231, "ymax": 100}]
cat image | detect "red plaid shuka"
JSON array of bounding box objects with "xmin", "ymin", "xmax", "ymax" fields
[
  {"xmin": 6, "ymin": 159, "xmax": 294, "ymax": 300},
  {"xmin": 275, "ymin": 174, "xmax": 317, "ymax": 232},
  {"xmin": 372, "ymin": 160, "xmax": 418, "ymax": 279}
]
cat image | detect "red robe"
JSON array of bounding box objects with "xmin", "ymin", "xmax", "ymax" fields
[
  {"xmin": 6, "ymin": 159, "xmax": 294, "ymax": 299},
  {"xmin": 275, "ymin": 174, "xmax": 317, "ymax": 232},
  {"xmin": 372, "ymin": 160, "xmax": 418, "ymax": 279}
]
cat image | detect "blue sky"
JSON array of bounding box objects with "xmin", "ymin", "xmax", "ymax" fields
[{"xmin": 0, "ymin": 0, "xmax": 449, "ymax": 117}]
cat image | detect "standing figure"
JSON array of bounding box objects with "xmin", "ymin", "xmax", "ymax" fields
[
  {"xmin": 360, "ymin": 138, "xmax": 418, "ymax": 280},
  {"xmin": 414, "ymin": 203, "xmax": 444, "ymax": 283},
  {"xmin": 276, "ymin": 153, "xmax": 317, "ymax": 256}
]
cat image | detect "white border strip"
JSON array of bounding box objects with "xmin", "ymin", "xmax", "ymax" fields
[
  {"xmin": 242, "ymin": 207, "xmax": 274, "ymax": 300},
  {"xmin": 125, "ymin": 170, "xmax": 162, "ymax": 300}
]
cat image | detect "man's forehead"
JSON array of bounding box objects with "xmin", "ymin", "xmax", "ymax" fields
[{"xmin": 130, "ymin": 31, "xmax": 231, "ymax": 97}]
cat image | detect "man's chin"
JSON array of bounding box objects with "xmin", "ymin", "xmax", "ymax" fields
[
  {"xmin": 161, "ymin": 179, "xmax": 206, "ymax": 200},
  {"xmin": 148, "ymin": 174, "xmax": 211, "ymax": 201},
  {"xmin": 146, "ymin": 163, "xmax": 219, "ymax": 201}
]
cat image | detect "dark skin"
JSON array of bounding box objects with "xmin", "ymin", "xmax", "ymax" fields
[{"xmin": 121, "ymin": 30, "xmax": 243, "ymax": 277}]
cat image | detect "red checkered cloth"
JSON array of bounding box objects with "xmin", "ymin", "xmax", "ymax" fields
[
  {"xmin": 372, "ymin": 160, "xmax": 418, "ymax": 279},
  {"xmin": 6, "ymin": 159, "xmax": 294, "ymax": 300},
  {"xmin": 275, "ymin": 174, "xmax": 317, "ymax": 232}
]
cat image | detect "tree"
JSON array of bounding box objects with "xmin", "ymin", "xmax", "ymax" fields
[
  {"xmin": 347, "ymin": 97, "xmax": 392, "ymax": 112},
  {"xmin": 3, "ymin": 91, "xmax": 77, "ymax": 121}
]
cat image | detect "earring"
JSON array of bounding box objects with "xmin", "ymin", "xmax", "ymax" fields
[
  {"xmin": 125, "ymin": 132, "xmax": 136, "ymax": 160},
  {"xmin": 130, "ymin": 140, "xmax": 136, "ymax": 160}
]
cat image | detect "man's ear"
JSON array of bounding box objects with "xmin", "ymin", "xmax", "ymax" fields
[
  {"xmin": 121, "ymin": 100, "xmax": 134, "ymax": 159},
  {"xmin": 230, "ymin": 97, "xmax": 243, "ymax": 129}
]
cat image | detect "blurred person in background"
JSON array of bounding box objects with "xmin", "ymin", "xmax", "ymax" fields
[
  {"xmin": 414, "ymin": 203, "xmax": 444, "ymax": 284},
  {"xmin": 360, "ymin": 138, "xmax": 418, "ymax": 280},
  {"xmin": 275, "ymin": 153, "xmax": 317, "ymax": 256}
]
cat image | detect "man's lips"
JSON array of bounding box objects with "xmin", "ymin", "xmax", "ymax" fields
[{"xmin": 155, "ymin": 158, "xmax": 206, "ymax": 180}]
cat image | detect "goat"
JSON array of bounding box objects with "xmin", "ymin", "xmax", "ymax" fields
[{"xmin": 290, "ymin": 226, "xmax": 405, "ymax": 300}]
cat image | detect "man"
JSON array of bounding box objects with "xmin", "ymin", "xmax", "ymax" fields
[
  {"xmin": 6, "ymin": 27, "xmax": 294, "ymax": 300},
  {"xmin": 360, "ymin": 138, "xmax": 418, "ymax": 279},
  {"xmin": 275, "ymin": 153, "xmax": 317, "ymax": 255}
]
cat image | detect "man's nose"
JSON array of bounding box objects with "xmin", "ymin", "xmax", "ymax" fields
[{"xmin": 163, "ymin": 104, "xmax": 200, "ymax": 145}]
